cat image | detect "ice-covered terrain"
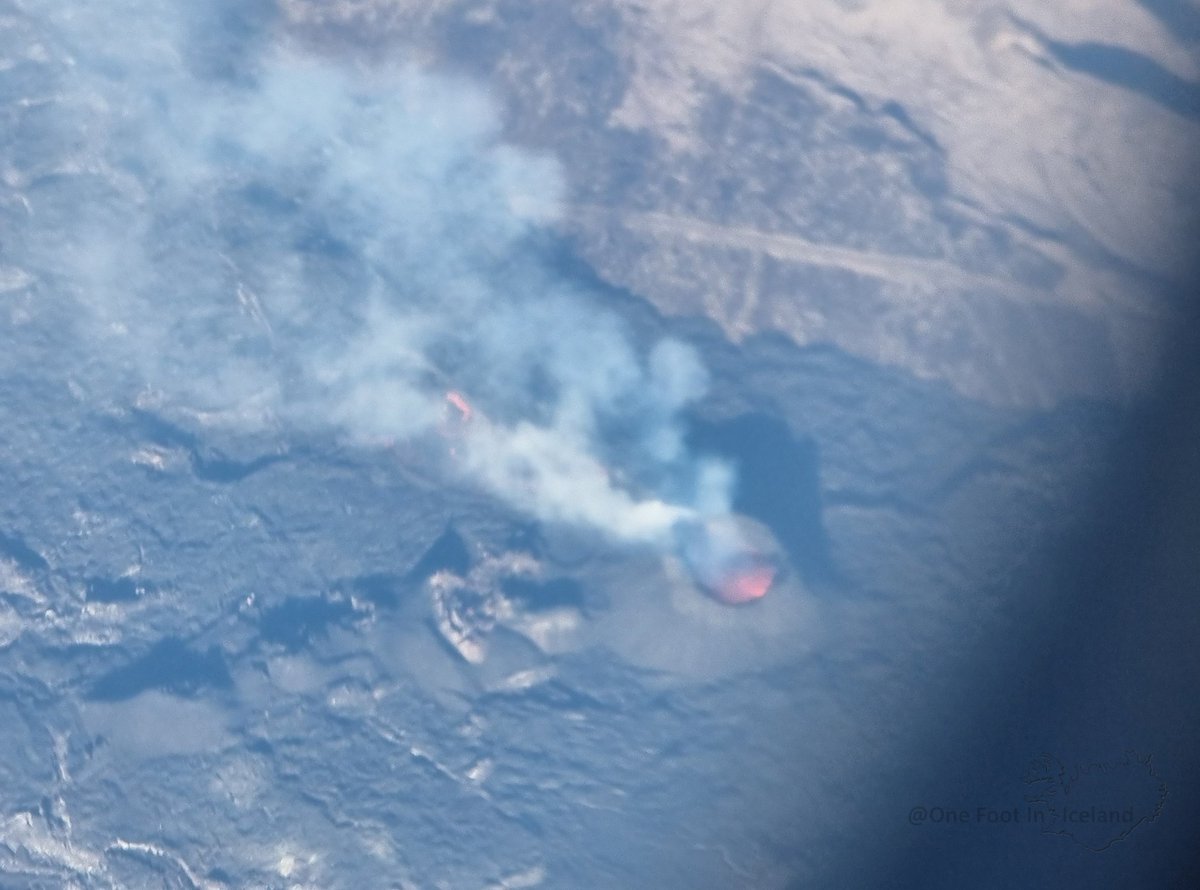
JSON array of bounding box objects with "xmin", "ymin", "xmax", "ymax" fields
[{"xmin": 1, "ymin": 1, "xmax": 1197, "ymax": 887}]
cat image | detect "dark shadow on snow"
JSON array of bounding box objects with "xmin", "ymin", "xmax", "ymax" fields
[{"xmin": 687, "ymin": 412, "xmax": 835, "ymax": 583}]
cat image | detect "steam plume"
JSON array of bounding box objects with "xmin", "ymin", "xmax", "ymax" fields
[{"xmin": 10, "ymin": 1, "xmax": 738, "ymax": 551}]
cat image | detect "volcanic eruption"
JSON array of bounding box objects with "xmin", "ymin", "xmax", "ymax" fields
[{"xmin": 673, "ymin": 515, "xmax": 780, "ymax": 605}]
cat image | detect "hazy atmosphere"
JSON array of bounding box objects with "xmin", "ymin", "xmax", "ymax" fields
[{"xmin": 1, "ymin": 1, "xmax": 1197, "ymax": 887}]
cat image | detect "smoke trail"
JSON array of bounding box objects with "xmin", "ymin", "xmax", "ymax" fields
[{"xmin": 7, "ymin": 1, "xmax": 737, "ymax": 549}]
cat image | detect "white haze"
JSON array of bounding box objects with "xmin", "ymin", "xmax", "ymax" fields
[{"xmin": 10, "ymin": 0, "xmax": 736, "ymax": 549}]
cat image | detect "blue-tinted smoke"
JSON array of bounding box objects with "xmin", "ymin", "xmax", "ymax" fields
[{"xmin": 8, "ymin": 1, "xmax": 735, "ymax": 547}]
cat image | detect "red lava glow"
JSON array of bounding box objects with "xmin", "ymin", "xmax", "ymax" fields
[
  {"xmin": 713, "ymin": 562, "xmax": 776, "ymax": 605},
  {"xmin": 445, "ymin": 390, "xmax": 473, "ymax": 422}
]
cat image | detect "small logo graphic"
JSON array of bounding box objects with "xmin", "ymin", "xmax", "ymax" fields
[{"xmin": 1023, "ymin": 751, "xmax": 1168, "ymax": 851}]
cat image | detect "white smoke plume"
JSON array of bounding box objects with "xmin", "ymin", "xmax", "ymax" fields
[{"xmin": 8, "ymin": 1, "xmax": 735, "ymax": 549}]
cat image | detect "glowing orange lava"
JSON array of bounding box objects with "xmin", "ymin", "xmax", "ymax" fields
[
  {"xmin": 445, "ymin": 390, "xmax": 473, "ymax": 422},
  {"xmin": 713, "ymin": 562, "xmax": 776, "ymax": 605}
]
